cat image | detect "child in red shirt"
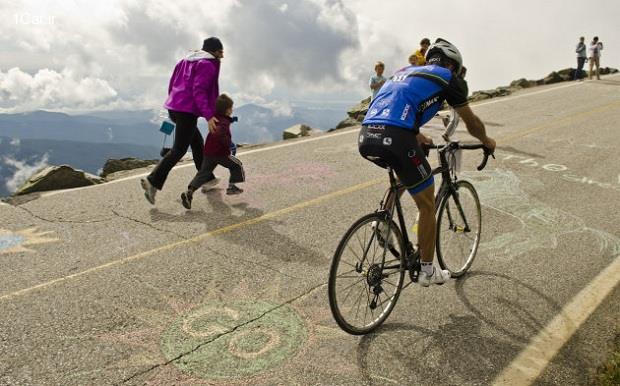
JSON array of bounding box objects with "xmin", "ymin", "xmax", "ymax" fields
[{"xmin": 181, "ymin": 94, "xmax": 245, "ymax": 209}]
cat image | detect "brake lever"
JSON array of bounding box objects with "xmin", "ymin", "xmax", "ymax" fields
[{"xmin": 476, "ymin": 148, "xmax": 495, "ymax": 171}]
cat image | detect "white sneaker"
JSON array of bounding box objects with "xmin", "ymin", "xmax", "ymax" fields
[
  {"xmin": 419, "ymin": 267, "xmax": 451, "ymax": 287},
  {"xmin": 200, "ymin": 177, "xmax": 221, "ymax": 193},
  {"xmin": 140, "ymin": 178, "xmax": 157, "ymax": 205}
]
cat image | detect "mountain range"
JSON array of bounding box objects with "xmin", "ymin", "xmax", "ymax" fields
[{"xmin": 0, "ymin": 103, "xmax": 348, "ymax": 196}]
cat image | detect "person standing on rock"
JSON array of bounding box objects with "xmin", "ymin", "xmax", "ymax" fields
[
  {"xmin": 588, "ymin": 36, "xmax": 604, "ymax": 80},
  {"xmin": 141, "ymin": 37, "xmax": 224, "ymax": 205},
  {"xmin": 369, "ymin": 61, "xmax": 386, "ymax": 101},
  {"xmin": 574, "ymin": 36, "xmax": 587, "ymax": 81},
  {"xmin": 408, "ymin": 38, "xmax": 431, "ymax": 66}
]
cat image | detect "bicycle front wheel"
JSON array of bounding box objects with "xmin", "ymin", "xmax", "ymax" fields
[
  {"xmin": 436, "ymin": 180, "xmax": 481, "ymax": 277},
  {"xmin": 328, "ymin": 213, "xmax": 405, "ymax": 335}
]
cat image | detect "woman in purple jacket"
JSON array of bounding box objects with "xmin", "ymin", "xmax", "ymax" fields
[{"xmin": 141, "ymin": 37, "xmax": 223, "ymax": 204}]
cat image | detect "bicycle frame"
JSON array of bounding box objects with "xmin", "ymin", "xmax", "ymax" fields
[
  {"xmin": 360, "ymin": 141, "xmax": 491, "ymax": 275},
  {"xmin": 369, "ymin": 168, "xmax": 416, "ymax": 273},
  {"xmin": 378, "ymin": 141, "xmax": 488, "ymax": 266}
]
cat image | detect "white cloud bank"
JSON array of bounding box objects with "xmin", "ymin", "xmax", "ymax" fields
[
  {"xmin": 3, "ymin": 154, "xmax": 50, "ymax": 193},
  {"xmin": 1, "ymin": 0, "xmax": 618, "ymax": 113},
  {"xmin": 0, "ymin": 68, "xmax": 118, "ymax": 112}
]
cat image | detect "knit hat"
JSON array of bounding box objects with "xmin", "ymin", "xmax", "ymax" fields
[{"xmin": 202, "ymin": 37, "xmax": 223, "ymax": 53}]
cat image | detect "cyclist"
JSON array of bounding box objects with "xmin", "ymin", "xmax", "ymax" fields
[{"xmin": 359, "ymin": 38, "xmax": 496, "ymax": 287}]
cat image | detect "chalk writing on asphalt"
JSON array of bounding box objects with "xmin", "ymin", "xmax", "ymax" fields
[{"xmin": 463, "ymin": 169, "xmax": 620, "ymax": 260}]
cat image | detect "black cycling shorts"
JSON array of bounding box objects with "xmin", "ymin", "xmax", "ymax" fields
[{"xmin": 358, "ymin": 124, "xmax": 433, "ymax": 193}]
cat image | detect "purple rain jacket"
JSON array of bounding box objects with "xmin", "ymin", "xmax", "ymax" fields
[{"xmin": 164, "ymin": 50, "xmax": 220, "ymax": 120}]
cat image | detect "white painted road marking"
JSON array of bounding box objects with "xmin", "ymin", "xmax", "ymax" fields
[
  {"xmin": 39, "ymin": 127, "xmax": 361, "ymax": 197},
  {"xmin": 493, "ymin": 255, "xmax": 620, "ymax": 385}
]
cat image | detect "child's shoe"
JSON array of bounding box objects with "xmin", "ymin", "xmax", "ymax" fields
[
  {"xmin": 226, "ymin": 184, "xmax": 243, "ymax": 195},
  {"xmin": 181, "ymin": 191, "xmax": 193, "ymax": 209}
]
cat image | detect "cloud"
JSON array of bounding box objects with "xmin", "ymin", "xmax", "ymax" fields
[
  {"xmin": 0, "ymin": 68, "xmax": 118, "ymax": 112},
  {"xmin": 107, "ymin": 2, "xmax": 195, "ymax": 65},
  {"xmin": 3, "ymin": 153, "xmax": 49, "ymax": 193},
  {"xmin": 3, "ymin": 0, "xmax": 619, "ymax": 113},
  {"xmin": 0, "ymin": 0, "xmax": 366, "ymax": 112},
  {"xmin": 222, "ymin": 0, "xmax": 360, "ymax": 95}
]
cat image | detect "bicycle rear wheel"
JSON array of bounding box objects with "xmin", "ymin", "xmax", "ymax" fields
[
  {"xmin": 328, "ymin": 213, "xmax": 405, "ymax": 335},
  {"xmin": 435, "ymin": 180, "xmax": 481, "ymax": 277}
]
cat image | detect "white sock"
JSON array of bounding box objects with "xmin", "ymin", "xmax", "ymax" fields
[{"xmin": 421, "ymin": 262, "xmax": 434, "ymax": 276}]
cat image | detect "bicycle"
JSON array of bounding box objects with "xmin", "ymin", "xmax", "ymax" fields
[{"xmin": 328, "ymin": 137, "xmax": 494, "ymax": 335}]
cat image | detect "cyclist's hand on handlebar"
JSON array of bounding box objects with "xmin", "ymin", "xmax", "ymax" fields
[
  {"xmin": 477, "ymin": 137, "xmax": 496, "ymax": 171},
  {"xmin": 482, "ymin": 136, "xmax": 496, "ymax": 153},
  {"xmin": 417, "ymin": 133, "xmax": 433, "ymax": 157},
  {"xmin": 416, "ymin": 132, "xmax": 433, "ymax": 146}
]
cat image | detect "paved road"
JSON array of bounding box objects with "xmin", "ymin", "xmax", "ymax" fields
[{"xmin": 1, "ymin": 75, "xmax": 619, "ymax": 386}]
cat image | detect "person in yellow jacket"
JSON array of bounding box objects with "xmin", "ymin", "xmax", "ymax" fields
[{"xmin": 408, "ymin": 37, "xmax": 431, "ymax": 66}]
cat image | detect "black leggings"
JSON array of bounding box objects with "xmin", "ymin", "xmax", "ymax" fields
[
  {"xmin": 188, "ymin": 155, "xmax": 245, "ymax": 191},
  {"xmin": 147, "ymin": 110, "xmax": 204, "ymax": 190}
]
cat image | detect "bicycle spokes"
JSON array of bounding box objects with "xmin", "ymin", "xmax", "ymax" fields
[
  {"xmin": 436, "ymin": 181, "xmax": 481, "ymax": 277},
  {"xmin": 328, "ymin": 213, "xmax": 406, "ymax": 335}
]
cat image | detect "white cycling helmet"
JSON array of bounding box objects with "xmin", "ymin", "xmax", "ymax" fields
[{"xmin": 425, "ymin": 38, "xmax": 463, "ymax": 74}]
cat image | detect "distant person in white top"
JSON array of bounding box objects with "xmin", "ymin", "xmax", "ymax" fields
[
  {"xmin": 574, "ymin": 36, "xmax": 587, "ymax": 81},
  {"xmin": 369, "ymin": 61, "xmax": 386, "ymax": 100},
  {"xmin": 588, "ymin": 36, "xmax": 604, "ymax": 80}
]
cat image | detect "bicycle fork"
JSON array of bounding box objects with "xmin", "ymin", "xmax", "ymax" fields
[{"xmin": 446, "ymin": 190, "xmax": 472, "ymax": 233}]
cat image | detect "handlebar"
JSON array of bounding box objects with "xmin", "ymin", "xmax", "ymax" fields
[
  {"xmin": 423, "ymin": 142, "xmax": 495, "ymax": 171},
  {"xmin": 458, "ymin": 143, "xmax": 495, "ymax": 170}
]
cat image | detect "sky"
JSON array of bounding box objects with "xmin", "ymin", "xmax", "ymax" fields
[{"xmin": 0, "ymin": 0, "xmax": 618, "ymax": 113}]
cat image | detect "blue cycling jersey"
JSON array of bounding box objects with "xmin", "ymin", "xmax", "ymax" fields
[{"xmin": 363, "ymin": 64, "xmax": 464, "ymax": 131}]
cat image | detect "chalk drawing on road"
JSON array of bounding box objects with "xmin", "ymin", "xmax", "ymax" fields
[
  {"xmin": 0, "ymin": 227, "xmax": 58, "ymax": 254},
  {"xmin": 462, "ymin": 169, "xmax": 620, "ymax": 259},
  {"xmin": 498, "ymin": 150, "xmax": 620, "ymax": 193},
  {"xmin": 550, "ymin": 137, "xmax": 611, "ymax": 150},
  {"xmin": 160, "ymin": 300, "xmax": 307, "ymax": 380}
]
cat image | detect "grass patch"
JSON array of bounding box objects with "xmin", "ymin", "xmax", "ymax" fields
[{"xmin": 596, "ymin": 335, "xmax": 620, "ymax": 386}]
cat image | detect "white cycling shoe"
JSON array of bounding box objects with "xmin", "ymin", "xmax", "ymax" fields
[{"xmin": 419, "ymin": 267, "xmax": 451, "ymax": 287}]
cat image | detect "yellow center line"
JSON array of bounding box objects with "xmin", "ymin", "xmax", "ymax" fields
[
  {"xmin": 2, "ymin": 98, "xmax": 619, "ymax": 302},
  {"xmin": 0, "ymin": 178, "xmax": 383, "ymax": 302}
]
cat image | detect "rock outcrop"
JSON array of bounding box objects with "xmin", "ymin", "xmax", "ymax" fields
[
  {"xmin": 15, "ymin": 165, "xmax": 103, "ymax": 196},
  {"xmin": 331, "ymin": 97, "xmax": 371, "ymax": 130},
  {"xmin": 282, "ymin": 124, "xmax": 322, "ymax": 140},
  {"xmin": 334, "ymin": 67, "xmax": 619, "ymax": 129},
  {"xmin": 330, "ymin": 117, "xmax": 360, "ymax": 131},
  {"xmin": 101, "ymin": 157, "xmax": 158, "ymax": 178},
  {"xmin": 347, "ymin": 97, "xmax": 371, "ymax": 122}
]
